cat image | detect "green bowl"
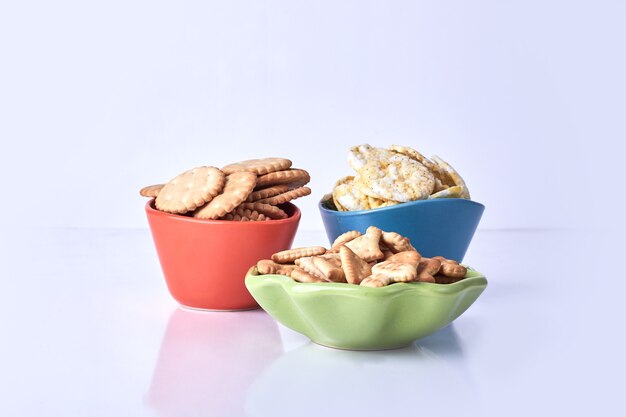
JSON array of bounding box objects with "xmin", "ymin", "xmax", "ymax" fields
[{"xmin": 245, "ymin": 267, "xmax": 488, "ymax": 350}]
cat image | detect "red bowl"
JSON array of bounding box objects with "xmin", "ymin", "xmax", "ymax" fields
[{"xmin": 146, "ymin": 200, "xmax": 301, "ymax": 310}]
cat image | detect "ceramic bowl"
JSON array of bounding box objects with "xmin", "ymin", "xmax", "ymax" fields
[
  {"xmin": 245, "ymin": 267, "xmax": 487, "ymax": 350},
  {"xmin": 319, "ymin": 196, "xmax": 485, "ymax": 262},
  {"xmin": 146, "ymin": 200, "xmax": 301, "ymax": 311}
]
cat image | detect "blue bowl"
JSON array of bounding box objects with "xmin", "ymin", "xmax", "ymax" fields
[{"xmin": 319, "ymin": 196, "xmax": 485, "ymax": 262}]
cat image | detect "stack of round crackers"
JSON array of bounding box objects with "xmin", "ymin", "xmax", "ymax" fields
[
  {"xmin": 331, "ymin": 144, "xmax": 471, "ymax": 212},
  {"xmin": 140, "ymin": 158, "xmax": 311, "ymax": 221}
]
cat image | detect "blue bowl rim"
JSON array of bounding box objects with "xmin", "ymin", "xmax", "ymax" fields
[{"xmin": 318, "ymin": 194, "xmax": 485, "ymax": 216}]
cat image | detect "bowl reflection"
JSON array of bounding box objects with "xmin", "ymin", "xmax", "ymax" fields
[
  {"xmin": 246, "ymin": 269, "xmax": 487, "ymax": 350},
  {"xmin": 147, "ymin": 308, "xmax": 283, "ymax": 417},
  {"xmin": 245, "ymin": 325, "xmax": 478, "ymax": 416}
]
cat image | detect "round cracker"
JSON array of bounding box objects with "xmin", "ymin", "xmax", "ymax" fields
[
  {"xmin": 256, "ymin": 186, "xmax": 311, "ymax": 205},
  {"xmin": 222, "ymin": 157, "xmax": 292, "ymax": 175},
  {"xmin": 236, "ymin": 202, "xmax": 288, "ymax": 220},
  {"xmin": 155, "ymin": 166, "xmax": 225, "ymax": 214},
  {"xmin": 221, "ymin": 207, "xmax": 268, "ymax": 221},
  {"xmin": 192, "ymin": 171, "xmax": 257, "ymax": 219},
  {"xmin": 246, "ymin": 184, "xmax": 290, "ymax": 202},
  {"xmin": 255, "ymin": 168, "xmax": 310, "ymax": 189},
  {"xmin": 140, "ymin": 184, "xmax": 164, "ymax": 198}
]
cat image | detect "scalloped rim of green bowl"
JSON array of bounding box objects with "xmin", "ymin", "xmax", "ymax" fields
[{"xmin": 245, "ymin": 266, "xmax": 488, "ymax": 295}]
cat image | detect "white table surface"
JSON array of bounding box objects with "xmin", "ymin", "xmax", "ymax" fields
[{"xmin": 0, "ymin": 227, "xmax": 622, "ymax": 417}]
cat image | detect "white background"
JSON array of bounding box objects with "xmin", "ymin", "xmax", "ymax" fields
[
  {"xmin": 1, "ymin": 0, "xmax": 623, "ymax": 231},
  {"xmin": 1, "ymin": 2, "xmax": 625, "ymax": 417}
]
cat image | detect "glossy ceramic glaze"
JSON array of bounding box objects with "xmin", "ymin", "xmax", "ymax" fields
[
  {"xmin": 319, "ymin": 196, "xmax": 485, "ymax": 262},
  {"xmin": 245, "ymin": 267, "xmax": 488, "ymax": 350},
  {"xmin": 146, "ymin": 200, "xmax": 301, "ymax": 310}
]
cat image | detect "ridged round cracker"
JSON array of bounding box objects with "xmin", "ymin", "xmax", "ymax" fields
[
  {"xmin": 236, "ymin": 202, "xmax": 288, "ymax": 220},
  {"xmin": 255, "ymin": 168, "xmax": 310, "ymax": 189},
  {"xmin": 221, "ymin": 157, "xmax": 292, "ymax": 175},
  {"xmin": 155, "ymin": 166, "xmax": 225, "ymax": 214},
  {"xmin": 192, "ymin": 171, "xmax": 257, "ymax": 220},
  {"xmin": 354, "ymin": 154, "xmax": 434, "ymax": 202},
  {"xmin": 256, "ymin": 186, "xmax": 311, "ymax": 205},
  {"xmin": 221, "ymin": 207, "xmax": 268, "ymax": 221},
  {"xmin": 246, "ymin": 184, "xmax": 290, "ymax": 202},
  {"xmin": 140, "ymin": 184, "xmax": 164, "ymax": 198}
]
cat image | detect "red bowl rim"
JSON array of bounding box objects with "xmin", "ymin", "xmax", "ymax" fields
[{"xmin": 145, "ymin": 199, "xmax": 301, "ymax": 226}]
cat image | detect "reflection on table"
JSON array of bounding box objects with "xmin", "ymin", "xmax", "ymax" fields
[
  {"xmin": 245, "ymin": 325, "xmax": 479, "ymax": 417},
  {"xmin": 147, "ymin": 308, "xmax": 283, "ymax": 417}
]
